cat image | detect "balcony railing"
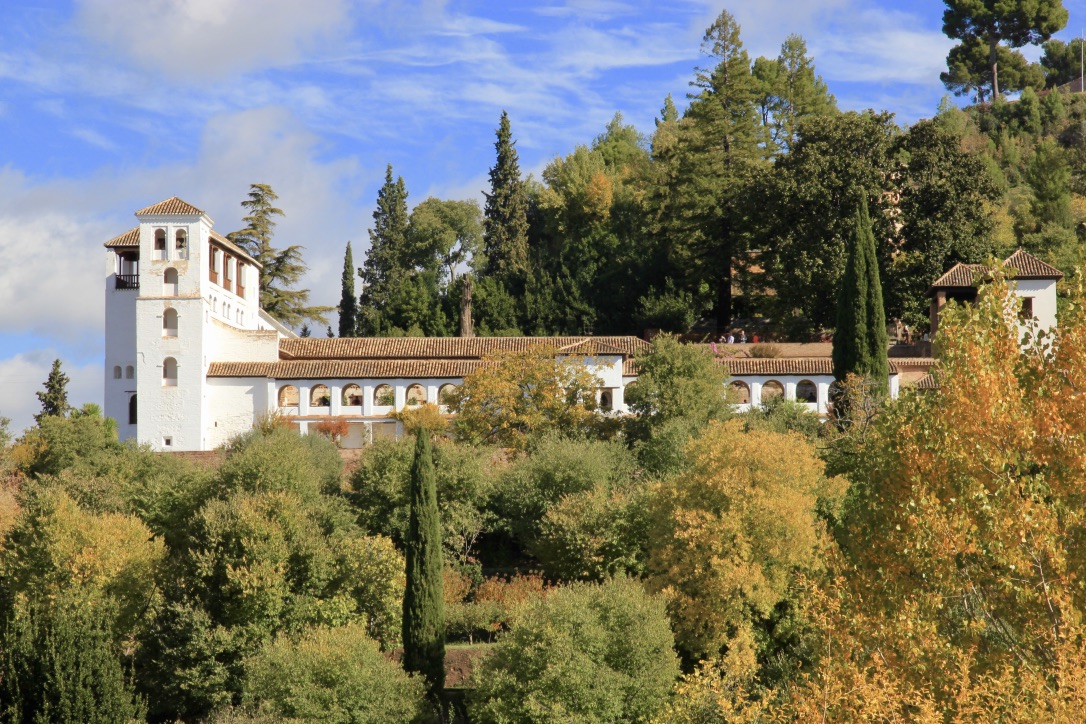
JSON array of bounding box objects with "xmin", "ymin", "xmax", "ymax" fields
[{"xmin": 115, "ymin": 274, "xmax": 139, "ymax": 290}]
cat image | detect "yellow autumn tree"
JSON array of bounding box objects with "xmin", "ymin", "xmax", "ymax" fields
[
  {"xmin": 645, "ymin": 419, "xmax": 845, "ymax": 676},
  {"xmin": 448, "ymin": 344, "xmax": 602, "ymax": 449},
  {"xmin": 779, "ymin": 267, "xmax": 1086, "ymax": 719}
]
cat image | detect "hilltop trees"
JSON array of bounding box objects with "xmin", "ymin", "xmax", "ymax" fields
[
  {"xmin": 228, "ymin": 183, "xmax": 332, "ymax": 329},
  {"xmin": 941, "ymin": 0, "xmax": 1067, "ymax": 100}
]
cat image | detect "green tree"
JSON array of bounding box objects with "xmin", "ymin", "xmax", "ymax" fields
[
  {"xmin": 0, "ymin": 602, "xmax": 145, "ymax": 724},
  {"xmin": 1025, "ymin": 137, "xmax": 1073, "ymax": 227},
  {"xmin": 667, "ymin": 9, "xmax": 764, "ymax": 327},
  {"xmin": 759, "ymin": 111, "xmax": 898, "ymax": 331},
  {"xmin": 34, "ymin": 359, "xmax": 69, "ymax": 424},
  {"xmin": 227, "ymin": 183, "xmax": 332, "ymax": 328},
  {"xmin": 753, "ymin": 34, "xmax": 837, "ymax": 155},
  {"xmin": 358, "ymin": 165, "xmax": 411, "ymax": 336},
  {"xmin": 477, "ymin": 111, "xmax": 530, "ymax": 334},
  {"xmin": 337, "ymin": 241, "xmax": 356, "ymax": 337},
  {"xmin": 941, "ymin": 34, "xmax": 1045, "ymax": 102},
  {"xmin": 468, "ymin": 577, "xmax": 679, "ymax": 724},
  {"xmin": 1040, "ymin": 36, "xmax": 1086, "ymax": 86},
  {"xmin": 942, "ymin": 0, "xmax": 1068, "ymax": 99},
  {"xmin": 402, "ymin": 428, "xmax": 445, "ymax": 697},
  {"xmin": 244, "ymin": 623, "xmax": 427, "ymax": 723},
  {"xmin": 832, "ymin": 196, "xmax": 888, "ymax": 392},
  {"xmin": 888, "ymin": 119, "xmax": 1001, "ymax": 327}
]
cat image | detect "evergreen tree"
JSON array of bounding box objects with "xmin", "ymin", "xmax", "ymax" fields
[
  {"xmin": 832, "ymin": 196, "xmax": 888, "ymax": 392},
  {"xmin": 227, "ymin": 183, "xmax": 332, "ymax": 329},
  {"xmin": 0, "ymin": 602, "xmax": 145, "ymax": 723},
  {"xmin": 358, "ymin": 165, "xmax": 410, "ymax": 336},
  {"xmin": 338, "ymin": 241, "xmax": 357, "ymax": 337},
  {"xmin": 34, "ymin": 359, "xmax": 69, "ymax": 425},
  {"xmin": 476, "ymin": 112, "xmax": 529, "ymax": 334},
  {"xmin": 942, "ymin": 0, "xmax": 1067, "ymax": 100},
  {"xmin": 402, "ymin": 427, "xmax": 444, "ymax": 697}
]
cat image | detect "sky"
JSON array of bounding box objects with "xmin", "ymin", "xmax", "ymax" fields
[{"xmin": 1, "ymin": 0, "xmax": 1086, "ymax": 435}]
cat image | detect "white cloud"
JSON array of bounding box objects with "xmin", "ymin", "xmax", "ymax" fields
[
  {"xmin": 74, "ymin": 0, "xmax": 353, "ymax": 79},
  {"xmin": 0, "ymin": 352, "xmax": 102, "ymax": 438}
]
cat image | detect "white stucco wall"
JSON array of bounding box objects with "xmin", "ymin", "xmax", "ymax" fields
[
  {"xmin": 104, "ymin": 251, "xmax": 139, "ymax": 441},
  {"xmin": 1014, "ymin": 279, "xmax": 1058, "ymax": 339},
  {"xmin": 206, "ymin": 377, "xmax": 270, "ymax": 448}
]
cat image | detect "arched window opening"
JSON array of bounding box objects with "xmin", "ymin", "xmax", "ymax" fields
[
  {"xmin": 599, "ymin": 389, "xmax": 613, "ymax": 411},
  {"xmin": 125, "ymin": 365, "xmax": 134, "ymax": 379},
  {"xmin": 310, "ymin": 384, "xmax": 331, "ymax": 407},
  {"xmin": 162, "ymin": 357, "xmax": 178, "ymax": 386},
  {"xmin": 163, "ymin": 308, "xmax": 178, "ymax": 337},
  {"xmin": 374, "ymin": 384, "xmax": 394, "ymax": 407},
  {"xmin": 154, "ymin": 229, "xmax": 166, "ymax": 259},
  {"xmin": 342, "ymin": 384, "xmax": 363, "ymax": 406},
  {"xmin": 730, "ymin": 381, "xmax": 751, "ymax": 405},
  {"xmin": 438, "ymin": 384, "xmax": 458, "ymax": 407},
  {"xmin": 278, "ymin": 385, "xmax": 299, "ymax": 407},
  {"xmin": 761, "ymin": 380, "xmax": 784, "ymax": 402},
  {"xmin": 406, "ymin": 384, "xmax": 426, "ymax": 406},
  {"xmin": 164, "ymin": 268, "xmax": 179, "ymax": 296},
  {"xmin": 796, "ymin": 380, "xmax": 817, "ymax": 403},
  {"xmin": 113, "ymin": 365, "xmax": 122, "ymax": 379},
  {"xmin": 128, "ymin": 394, "xmax": 137, "ymax": 425},
  {"xmin": 175, "ymin": 229, "xmax": 187, "ymax": 258}
]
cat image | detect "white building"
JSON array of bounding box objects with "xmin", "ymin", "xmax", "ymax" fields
[{"xmin": 105, "ymin": 198, "xmax": 1052, "ymax": 450}]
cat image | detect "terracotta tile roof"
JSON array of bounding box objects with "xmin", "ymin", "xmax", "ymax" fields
[
  {"xmin": 209, "ymin": 230, "xmax": 259, "ymax": 267},
  {"xmin": 208, "ymin": 360, "xmax": 487, "ymax": 379},
  {"xmin": 104, "ymin": 227, "xmax": 139, "ymax": 248},
  {"xmin": 914, "ymin": 373, "xmax": 939, "ymax": 390},
  {"xmin": 278, "ymin": 336, "xmax": 650, "ymax": 361},
  {"xmin": 135, "ymin": 196, "xmax": 205, "ymax": 216},
  {"xmin": 930, "ymin": 263, "xmax": 986, "ymax": 289},
  {"xmin": 889, "ymin": 357, "xmax": 937, "ymax": 368},
  {"xmin": 623, "ymin": 358, "xmax": 638, "ymax": 377},
  {"xmin": 929, "ymin": 250, "xmax": 1063, "ymax": 293},
  {"xmin": 1004, "ymin": 250, "xmax": 1064, "ymax": 279},
  {"xmin": 723, "ymin": 358, "xmax": 899, "ymax": 375}
]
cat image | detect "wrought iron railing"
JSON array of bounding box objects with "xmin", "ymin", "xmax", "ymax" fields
[{"xmin": 115, "ymin": 274, "xmax": 139, "ymax": 290}]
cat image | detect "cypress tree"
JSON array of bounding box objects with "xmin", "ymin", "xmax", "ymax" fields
[
  {"xmin": 338, "ymin": 241, "xmax": 357, "ymax": 337},
  {"xmin": 832, "ymin": 195, "xmax": 888, "ymax": 392},
  {"xmin": 34, "ymin": 359, "xmax": 69, "ymax": 425},
  {"xmin": 483, "ymin": 111, "xmax": 529, "ymax": 281},
  {"xmin": 402, "ymin": 427, "xmax": 445, "ymax": 697}
]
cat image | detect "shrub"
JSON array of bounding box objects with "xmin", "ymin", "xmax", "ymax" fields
[
  {"xmin": 749, "ymin": 343, "xmax": 782, "ymax": 358},
  {"xmin": 468, "ymin": 577, "xmax": 679, "ymax": 723},
  {"xmin": 445, "ymin": 571, "xmax": 548, "ymax": 643},
  {"xmin": 244, "ymin": 622, "xmax": 428, "ymax": 723},
  {"xmin": 218, "ymin": 427, "xmax": 342, "ymax": 501},
  {"xmin": 311, "ymin": 418, "xmax": 349, "ymax": 446}
]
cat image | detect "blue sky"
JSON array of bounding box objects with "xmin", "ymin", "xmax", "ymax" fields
[{"xmin": 1, "ymin": 0, "xmax": 1085, "ymax": 434}]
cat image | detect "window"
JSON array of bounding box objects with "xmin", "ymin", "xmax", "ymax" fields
[
  {"xmin": 162, "ymin": 357, "xmax": 178, "ymax": 386},
  {"xmin": 599, "ymin": 390, "xmax": 613, "ymax": 411},
  {"xmin": 163, "ymin": 308, "xmax": 178, "ymax": 337},
  {"xmin": 342, "ymin": 384, "xmax": 363, "ymax": 406},
  {"xmin": 761, "ymin": 380, "xmax": 784, "ymax": 401},
  {"xmin": 164, "ymin": 268, "xmax": 179, "ymax": 295},
  {"xmin": 175, "ymin": 229, "xmax": 187, "ymax": 258},
  {"xmin": 128, "ymin": 395, "xmax": 137, "ymax": 425},
  {"xmin": 278, "ymin": 385, "xmax": 299, "ymax": 407},
  {"xmin": 796, "ymin": 380, "xmax": 818, "ymax": 403},
  {"xmin": 113, "ymin": 365, "xmax": 122, "ymax": 379},
  {"xmin": 310, "ymin": 384, "xmax": 331, "ymax": 407},
  {"xmin": 406, "ymin": 384, "xmax": 426, "ymax": 406},
  {"xmin": 438, "ymin": 384, "xmax": 458, "ymax": 406},
  {"xmin": 162, "ymin": 436, "xmax": 173, "ymax": 448},
  {"xmin": 730, "ymin": 381, "xmax": 751, "ymax": 405},
  {"xmin": 374, "ymin": 384, "xmax": 394, "ymax": 407},
  {"xmin": 1020, "ymin": 296, "xmax": 1035, "ymax": 321},
  {"xmin": 154, "ymin": 229, "xmax": 166, "ymax": 259},
  {"xmin": 125, "ymin": 365, "xmax": 134, "ymax": 379}
]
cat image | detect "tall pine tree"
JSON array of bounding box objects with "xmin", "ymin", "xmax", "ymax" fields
[
  {"xmin": 402, "ymin": 427, "xmax": 445, "ymax": 697},
  {"xmin": 358, "ymin": 165, "xmax": 410, "ymax": 336},
  {"xmin": 832, "ymin": 195, "xmax": 888, "ymax": 392},
  {"xmin": 476, "ymin": 111, "xmax": 529, "ymax": 335},
  {"xmin": 338, "ymin": 241, "xmax": 357, "ymax": 337},
  {"xmin": 34, "ymin": 359, "xmax": 69, "ymax": 424},
  {"xmin": 227, "ymin": 183, "xmax": 332, "ymax": 329}
]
